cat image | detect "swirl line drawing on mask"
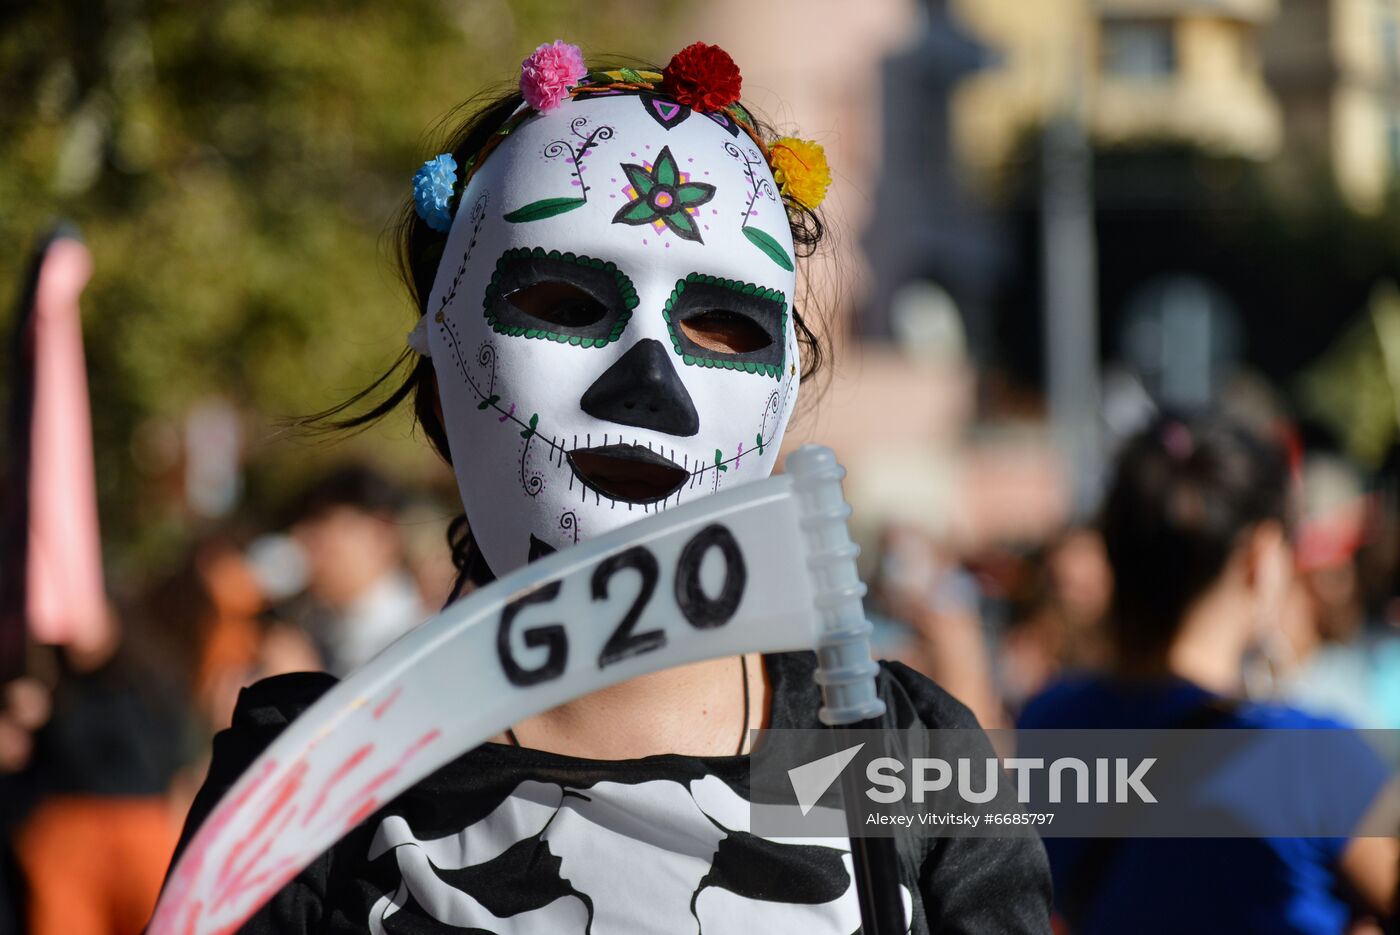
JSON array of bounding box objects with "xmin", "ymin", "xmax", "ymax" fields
[
  {"xmin": 503, "ymin": 116, "xmax": 615, "ymax": 223},
  {"xmin": 724, "ymin": 141, "xmax": 792, "ymax": 272}
]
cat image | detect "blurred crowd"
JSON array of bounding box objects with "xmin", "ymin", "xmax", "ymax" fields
[
  {"xmin": 871, "ymin": 419, "xmax": 1400, "ymax": 740},
  {"xmin": 862, "ymin": 403, "xmax": 1400, "ymax": 932},
  {"xmin": 0, "ymin": 464, "xmax": 456, "ymax": 935}
]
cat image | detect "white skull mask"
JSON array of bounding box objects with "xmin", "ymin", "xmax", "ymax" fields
[{"xmin": 423, "ymin": 93, "xmax": 800, "ymax": 577}]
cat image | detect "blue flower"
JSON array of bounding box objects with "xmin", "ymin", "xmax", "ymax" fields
[{"xmin": 413, "ymin": 153, "xmax": 459, "ymax": 233}]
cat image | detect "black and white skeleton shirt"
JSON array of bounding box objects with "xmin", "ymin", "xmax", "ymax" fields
[{"xmin": 169, "ymin": 652, "xmax": 1052, "ymax": 934}]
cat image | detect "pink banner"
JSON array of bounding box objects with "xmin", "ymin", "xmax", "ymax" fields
[{"xmin": 25, "ymin": 235, "xmax": 108, "ymax": 650}]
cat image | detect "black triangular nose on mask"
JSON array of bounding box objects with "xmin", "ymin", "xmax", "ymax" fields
[{"xmin": 580, "ymin": 338, "xmax": 700, "ymax": 437}]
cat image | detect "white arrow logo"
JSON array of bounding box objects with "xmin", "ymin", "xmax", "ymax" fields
[{"xmin": 787, "ymin": 743, "xmax": 865, "ymax": 816}]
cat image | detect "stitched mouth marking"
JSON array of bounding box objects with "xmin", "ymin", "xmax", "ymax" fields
[{"xmin": 566, "ymin": 444, "xmax": 689, "ymax": 504}]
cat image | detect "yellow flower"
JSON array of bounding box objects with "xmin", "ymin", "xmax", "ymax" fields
[{"xmin": 768, "ymin": 137, "xmax": 831, "ymax": 210}]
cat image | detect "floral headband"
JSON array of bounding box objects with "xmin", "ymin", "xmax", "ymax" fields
[{"xmin": 412, "ymin": 40, "xmax": 832, "ymax": 234}]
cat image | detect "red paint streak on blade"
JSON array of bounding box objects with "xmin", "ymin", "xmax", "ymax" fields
[
  {"xmin": 181, "ymin": 900, "xmax": 203, "ymax": 935},
  {"xmin": 200, "ymin": 757, "xmax": 278, "ymax": 862},
  {"xmin": 406, "ymin": 728, "xmax": 442, "ymax": 758},
  {"xmin": 213, "ymin": 840, "xmax": 274, "ymax": 912},
  {"xmin": 216, "ymin": 760, "xmax": 306, "ymax": 889},
  {"xmin": 372, "ymin": 687, "xmax": 402, "ymax": 720},
  {"xmin": 301, "ymin": 743, "xmax": 373, "ymax": 827},
  {"xmin": 160, "ymin": 730, "xmax": 443, "ymax": 933},
  {"xmin": 213, "ymin": 796, "xmax": 299, "ymax": 911},
  {"xmin": 343, "ymin": 797, "xmax": 380, "ymax": 830},
  {"xmin": 224, "ymin": 759, "xmax": 279, "ymax": 814},
  {"xmin": 317, "ymin": 729, "xmax": 441, "ymax": 834},
  {"xmin": 160, "ymin": 756, "xmax": 280, "ymax": 917},
  {"xmin": 321, "ymin": 767, "xmax": 396, "ymax": 832}
]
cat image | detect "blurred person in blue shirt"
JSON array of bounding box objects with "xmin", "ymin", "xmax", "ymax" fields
[{"xmin": 1020, "ymin": 412, "xmax": 1398, "ymax": 934}]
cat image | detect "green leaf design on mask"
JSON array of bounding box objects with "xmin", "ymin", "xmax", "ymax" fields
[
  {"xmin": 615, "ymin": 199, "xmax": 657, "ymax": 224},
  {"xmin": 653, "ymin": 147, "xmax": 680, "ymax": 187},
  {"xmin": 674, "ymin": 183, "xmax": 713, "ymax": 206},
  {"xmin": 742, "ymin": 226, "xmax": 795, "ymax": 271},
  {"xmin": 503, "ymin": 197, "xmax": 587, "ymax": 224},
  {"xmin": 664, "ymin": 210, "xmax": 698, "ymax": 238},
  {"xmin": 622, "ymin": 163, "xmax": 655, "ymax": 196}
]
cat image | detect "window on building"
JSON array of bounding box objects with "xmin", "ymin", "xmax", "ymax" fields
[{"xmin": 1100, "ymin": 20, "xmax": 1176, "ymax": 80}]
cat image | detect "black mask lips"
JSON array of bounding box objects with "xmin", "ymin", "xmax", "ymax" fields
[{"xmin": 566, "ymin": 443, "xmax": 690, "ymax": 504}]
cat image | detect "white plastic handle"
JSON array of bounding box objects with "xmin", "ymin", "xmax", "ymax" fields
[{"xmin": 148, "ymin": 445, "xmax": 880, "ymax": 935}]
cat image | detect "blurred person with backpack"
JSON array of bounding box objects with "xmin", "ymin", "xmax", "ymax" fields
[{"xmin": 1021, "ymin": 412, "xmax": 1398, "ymax": 933}]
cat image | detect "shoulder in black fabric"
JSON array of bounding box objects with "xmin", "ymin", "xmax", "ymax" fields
[
  {"xmin": 763, "ymin": 651, "xmax": 967, "ymax": 732},
  {"xmin": 762, "ymin": 650, "xmax": 822, "ymax": 730},
  {"xmin": 877, "ymin": 659, "xmax": 981, "ymax": 731},
  {"xmin": 233, "ymin": 671, "xmax": 340, "ymax": 729}
]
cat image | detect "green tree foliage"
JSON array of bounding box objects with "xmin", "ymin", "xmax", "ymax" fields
[
  {"xmin": 1298, "ymin": 282, "xmax": 1400, "ymax": 469},
  {"xmin": 0, "ymin": 0, "xmax": 679, "ymax": 570}
]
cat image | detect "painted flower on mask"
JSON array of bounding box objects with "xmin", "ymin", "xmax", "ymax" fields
[
  {"xmin": 612, "ymin": 146, "xmax": 716, "ymax": 243},
  {"xmin": 413, "ymin": 153, "xmax": 459, "ymax": 233},
  {"xmin": 520, "ymin": 40, "xmax": 588, "ymax": 113},
  {"xmin": 661, "ymin": 42, "xmax": 742, "ymax": 113},
  {"xmin": 769, "ymin": 137, "xmax": 831, "ymax": 210}
]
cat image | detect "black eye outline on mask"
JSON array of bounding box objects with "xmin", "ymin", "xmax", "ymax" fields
[
  {"xmin": 661, "ymin": 273, "xmax": 787, "ymax": 378},
  {"xmin": 483, "ymin": 247, "xmax": 639, "ymax": 347}
]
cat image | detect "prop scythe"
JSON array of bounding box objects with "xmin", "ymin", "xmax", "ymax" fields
[{"xmin": 148, "ymin": 445, "xmax": 905, "ymax": 934}]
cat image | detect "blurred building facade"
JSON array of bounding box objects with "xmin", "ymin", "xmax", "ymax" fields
[
  {"xmin": 954, "ymin": 0, "xmax": 1281, "ymax": 177},
  {"xmin": 1268, "ymin": 0, "xmax": 1400, "ymax": 209},
  {"xmin": 950, "ymin": 0, "xmax": 1400, "ymax": 209}
]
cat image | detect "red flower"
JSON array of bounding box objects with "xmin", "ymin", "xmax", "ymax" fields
[{"xmin": 661, "ymin": 42, "xmax": 742, "ymax": 113}]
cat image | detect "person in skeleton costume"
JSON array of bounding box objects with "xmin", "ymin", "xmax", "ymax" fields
[{"xmin": 167, "ymin": 41, "xmax": 1052, "ymax": 934}]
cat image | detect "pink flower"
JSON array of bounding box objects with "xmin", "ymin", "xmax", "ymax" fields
[{"xmin": 520, "ymin": 40, "xmax": 587, "ymax": 113}]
